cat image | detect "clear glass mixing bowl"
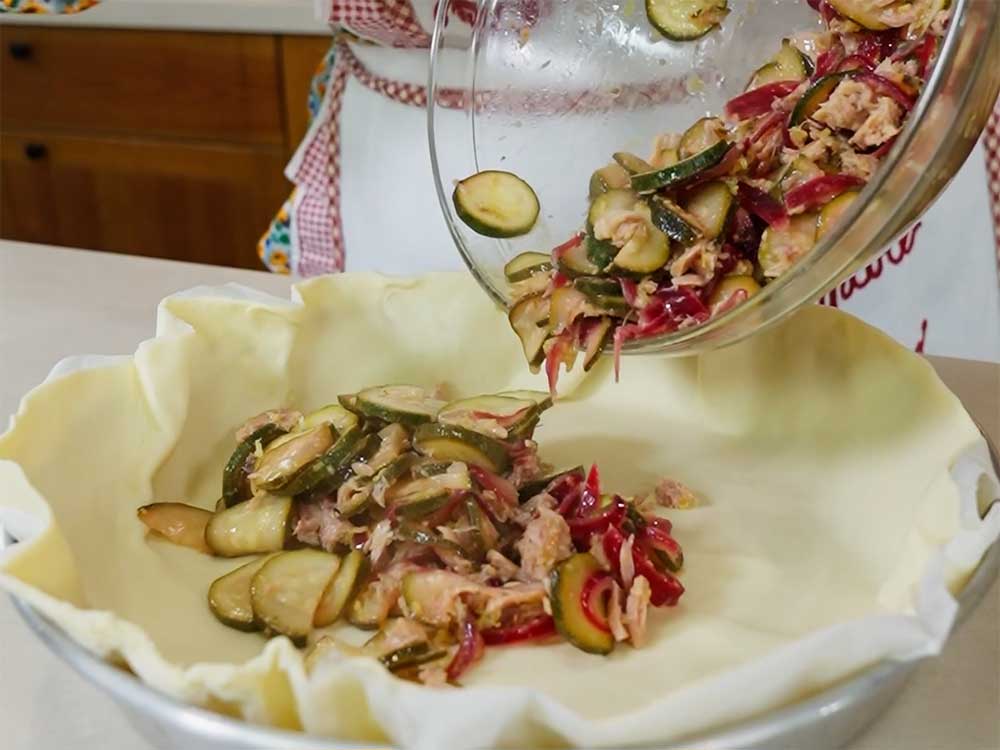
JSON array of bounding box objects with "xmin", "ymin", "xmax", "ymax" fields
[{"xmin": 428, "ymin": 0, "xmax": 1000, "ymax": 355}]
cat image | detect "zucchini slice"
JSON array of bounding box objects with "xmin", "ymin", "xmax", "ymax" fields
[
  {"xmin": 508, "ymin": 294, "xmax": 552, "ymax": 369},
  {"xmin": 208, "ymin": 553, "xmax": 279, "ymax": 631},
  {"xmin": 612, "ymin": 152, "xmax": 654, "ymax": 175},
  {"xmin": 136, "ymin": 502, "xmax": 213, "ymax": 555},
  {"xmin": 550, "ymin": 553, "xmax": 615, "ymax": 655},
  {"xmin": 301, "ymin": 404, "xmax": 360, "ymax": 436},
  {"xmin": 250, "ymin": 549, "xmax": 342, "ymax": 645},
  {"xmin": 581, "ymin": 317, "xmax": 613, "ymax": 371},
  {"xmin": 816, "ymin": 190, "xmax": 859, "ymax": 240},
  {"xmin": 825, "ymin": 0, "xmax": 890, "ymax": 30},
  {"xmin": 588, "ymin": 163, "xmax": 632, "ymax": 200},
  {"xmin": 679, "ymin": 117, "xmax": 726, "ymax": 160},
  {"xmin": 453, "ymin": 170, "xmax": 540, "ymax": 239},
  {"xmin": 518, "ymin": 466, "xmax": 586, "ymax": 500},
  {"xmin": 646, "ymin": 0, "xmax": 729, "ymax": 41},
  {"xmin": 280, "ymin": 427, "xmax": 369, "ymax": 497},
  {"xmin": 707, "ymin": 275, "xmax": 761, "ymax": 308},
  {"xmin": 749, "ymin": 62, "xmax": 787, "ymax": 89},
  {"xmin": 402, "ymin": 570, "xmax": 480, "ymax": 627},
  {"xmin": 413, "ymin": 423, "xmax": 510, "ymax": 474},
  {"xmin": 496, "ymin": 390, "xmax": 554, "ymax": 411},
  {"xmin": 789, "ymin": 72, "xmax": 851, "ymax": 127},
  {"xmin": 314, "ymin": 549, "xmax": 367, "ymax": 627},
  {"xmin": 388, "ymin": 465, "xmax": 472, "ymax": 519},
  {"xmin": 222, "ymin": 423, "xmax": 287, "ymax": 508},
  {"xmin": 611, "ymin": 208, "xmax": 670, "ymax": 275},
  {"xmin": 380, "ymin": 642, "xmax": 447, "ymax": 673},
  {"xmin": 438, "ymin": 395, "xmax": 539, "ymax": 438},
  {"xmin": 336, "ymin": 393, "xmax": 363, "ymax": 415},
  {"xmin": 348, "ymin": 578, "xmax": 399, "ymax": 630},
  {"xmin": 649, "ymin": 197, "xmax": 701, "ymax": 244},
  {"xmin": 251, "ymin": 425, "xmax": 335, "ymax": 493},
  {"xmin": 556, "ymin": 234, "xmax": 602, "ymax": 277},
  {"xmin": 586, "ymin": 189, "xmax": 640, "ymax": 270},
  {"xmin": 503, "ymin": 252, "xmax": 553, "ymax": 283},
  {"xmin": 773, "ymin": 38, "xmax": 812, "ymax": 80},
  {"xmin": 682, "ymin": 180, "xmax": 734, "ymax": 240},
  {"xmin": 572, "ymin": 279, "xmax": 631, "ymax": 318},
  {"xmin": 758, "ymin": 212, "xmax": 818, "ymax": 279},
  {"xmin": 630, "ymin": 141, "xmax": 732, "ymax": 194},
  {"xmin": 204, "ymin": 494, "xmax": 294, "ymax": 557},
  {"xmin": 355, "ymin": 385, "xmax": 445, "ymax": 427}
]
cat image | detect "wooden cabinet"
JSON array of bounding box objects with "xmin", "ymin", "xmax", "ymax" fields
[{"xmin": 0, "ymin": 26, "xmax": 331, "ymax": 270}]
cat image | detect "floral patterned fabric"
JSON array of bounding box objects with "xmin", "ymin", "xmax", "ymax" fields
[{"xmin": 1, "ymin": 0, "xmax": 97, "ymax": 12}]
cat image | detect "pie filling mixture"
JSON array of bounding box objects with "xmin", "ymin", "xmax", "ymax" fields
[
  {"xmin": 137, "ymin": 386, "xmax": 693, "ymax": 684},
  {"xmin": 453, "ymin": 0, "xmax": 950, "ymax": 391}
]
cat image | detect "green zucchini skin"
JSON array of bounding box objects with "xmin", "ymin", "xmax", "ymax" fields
[
  {"xmin": 222, "ymin": 423, "xmax": 287, "ymax": 508},
  {"xmin": 550, "ymin": 553, "xmax": 615, "ymax": 654},
  {"xmin": 789, "ymin": 72, "xmax": 852, "ymax": 127},
  {"xmin": 452, "ymin": 170, "xmax": 540, "ymax": 239},
  {"xmin": 281, "ymin": 427, "xmax": 368, "ymax": 497},
  {"xmin": 646, "ymin": 0, "xmax": 729, "ymax": 41},
  {"xmin": 413, "ymin": 423, "xmax": 511, "ymax": 474},
  {"xmin": 648, "ymin": 198, "xmax": 700, "ymax": 244},
  {"xmin": 630, "ymin": 141, "xmax": 732, "ymax": 194}
]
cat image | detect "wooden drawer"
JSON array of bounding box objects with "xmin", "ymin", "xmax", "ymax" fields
[
  {"xmin": 1, "ymin": 131, "xmax": 289, "ymax": 269},
  {"xmin": 0, "ymin": 27, "xmax": 284, "ymax": 145}
]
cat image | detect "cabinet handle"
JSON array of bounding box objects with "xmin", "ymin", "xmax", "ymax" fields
[
  {"xmin": 9, "ymin": 42, "xmax": 34, "ymax": 61},
  {"xmin": 24, "ymin": 143, "xmax": 48, "ymax": 161}
]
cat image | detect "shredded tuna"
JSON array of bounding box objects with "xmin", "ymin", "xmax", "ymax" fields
[
  {"xmin": 486, "ymin": 550, "xmax": 521, "ymax": 581},
  {"xmin": 625, "ymin": 576, "xmax": 652, "ymax": 647},
  {"xmin": 508, "ymin": 440, "xmax": 544, "ymax": 489},
  {"xmin": 593, "ymin": 209, "xmax": 648, "ymax": 249},
  {"xmin": 512, "ymin": 491, "xmax": 556, "ymax": 527},
  {"xmin": 619, "ymin": 534, "xmax": 636, "ymax": 589},
  {"xmin": 654, "ymin": 478, "xmax": 698, "ymax": 509},
  {"xmin": 839, "ymin": 150, "xmax": 880, "ymax": 180},
  {"xmin": 814, "ymin": 79, "xmax": 876, "ymax": 132},
  {"xmin": 850, "ymin": 96, "xmax": 903, "ymax": 149},
  {"xmin": 478, "ymin": 583, "xmax": 547, "ymax": 629},
  {"xmin": 365, "ymin": 519, "xmax": 394, "ymax": 564},
  {"xmin": 608, "ymin": 581, "xmax": 628, "ymax": 642},
  {"xmin": 235, "ymin": 408, "xmax": 302, "ymax": 443},
  {"xmin": 379, "ymin": 617, "xmax": 428, "ymax": 653},
  {"xmin": 294, "ymin": 498, "xmax": 366, "ymax": 551},
  {"xmin": 516, "ymin": 506, "xmax": 573, "ymax": 582},
  {"xmin": 669, "ymin": 239, "xmax": 716, "ymax": 280}
]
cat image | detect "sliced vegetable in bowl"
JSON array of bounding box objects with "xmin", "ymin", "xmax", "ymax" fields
[
  {"xmin": 135, "ymin": 385, "xmax": 694, "ymax": 685},
  {"xmin": 500, "ymin": 1, "xmax": 949, "ymax": 390},
  {"xmin": 453, "ymin": 170, "xmax": 540, "ymax": 239}
]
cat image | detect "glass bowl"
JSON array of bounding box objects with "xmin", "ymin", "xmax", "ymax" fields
[{"xmin": 428, "ymin": 0, "xmax": 1000, "ymax": 356}]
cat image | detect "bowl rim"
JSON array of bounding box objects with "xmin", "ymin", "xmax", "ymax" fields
[{"xmin": 8, "ymin": 429, "xmax": 999, "ymax": 750}]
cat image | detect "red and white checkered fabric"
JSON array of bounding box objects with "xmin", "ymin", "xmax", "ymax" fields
[
  {"xmin": 329, "ymin": 0, "xmax": 430, "ymax": 47},
  {"xmin": 984, "ymin": 96, "xmax": 1000, "ymax": 274}
]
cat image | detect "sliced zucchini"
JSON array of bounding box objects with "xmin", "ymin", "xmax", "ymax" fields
[
  {"xmin": 586, "ymin": 189, "xmax": 640, "ymax": 270},
  {"xmin": 356, "ymin": 385, "xmax": 445, "ymax": 427},
  {"xmin": 301, "ymin": 404, "xmax": 360, "ymax": 436},
  {"xmin": 612, "ymin": 152, "xmax": 654, "ymax": 175},
  {"xmin": 280, "ymin": 426, "xmax": 368, "ymax": 497},
  {"xmin": 504, "ymin": 252, "xmax": 553, "ymax": 283},
  {"xmin": 581, "ymin": 317, "xmax": 613, "ymax": 371},
  {"xmin": 250, "ymin": 424, "xmax": 335, "ymax": 493},
  {"xmin": 453, "ymin": 170, "xmax": 540, "ymax": 239},
  {"xmin": 496, "ymin": 390, "xmax": 554, "ymax": 411},
  {"xmin": 630, "ymin": 141, "xmax": 732, "ymax": 194},
  {"xmin": 204, "ymin": 494, "xmax": 294, "ymax": 557},
  {"xmin": 314, "ymin": 549, "xmax": 367, "ymax": 627},
  {"xmin": 588, "ymin": 163, "xmax": 631, "ymax": 200},
  {"xmin": 758, "ymin": 212, "xmax": 818, "ymax": 279},
  {"xmin": 337, "ymin": 393, "xmax": 363, "ymax": 415},
  {"xmin": 413, "ymin": 423, "xmax": 510, "ymax": 474},
  {"xmin": 549, "ymin": 285, "xmax": 593, "ymax": 333},
  {"xmin": 646, "ymin": 0, "xmax": 729, "ymax": 41},
  {"xmin": 826, "ymin": 0, "xmax": 890, "ymax": 30},
  {"xmin": 789, "ymin": 72, "xmax": 851, "ymax": 127},
  {"xmin": 557, "ymin": 234, "xmax": 602, "ymax": 277},
  {"xmin": 749, "ymin": 62, "xmax": 787, "ymax": 88},
  {"xmin": 707, "ymin": 275, "xmax": 761, "ymax": 308},
  {"xmin": 774, "ymin": 38, "xmax": 812, "ymax": 80},
  {"xmin": 508, "ymin": 294, "xmax": 552, "ymax": 370},
  {"xmin": 222, "ymin": 423, "xmax": 287, "ymax": 507},
  {"xmin": 348, "ymin": 577, "xmax": 398, "ymax": 630},
  {"xmin": 775, "ymin": 156, "xmax": 824, "ymax": 198},
  {"xmin": 573, "ymin": 277, "xmax": 624, "ymax": 298},
  {"xmin": 402, "ymin": 570, "xmax": 480, "ymax": 627},
  {"xmin": 571, "ymin": 279, "xmax": 631, "ymax": 318},
  {"xmin": 136, "ymin": 502, "xmax": 213, "ymax": 555},
  {"xmin": 412, "ymin": 459, "xmax": 452, "ymax": 478},
  {"xmin": 611, "ymin": 207, "xmax": 670, "ymax": 275},
  {"xmin": 679, "ymin": 117, "xmax": 726, "ymax": 160},
  {"xmin": 388, "ymin": 465, "xmax": 472, "ymax": 519},
  {"xmin": 380, "ymin": 642, "xmax": 447, "ymax": 673},
  {"xmin": 208, "ymin": 553, "xmax": 279, "ymax": 631},
  {"xmin": 649, "ymin": 197, "xmax": 701, "ymax": 244},
  {"xmin": 682, "ymin": 180, "xmax": 734, "ymax": 240},
  {"xmin": 250, "ymin": 549, "xmax": 341, "ymax": 645},
  {"xmin": 585, "ymin": 233, "xmax": 619, "ymax": 271},
  {"xmin": 438, "ymin": 395, "xmax": 539, "ymax": 438},
  {"xmin": 816, "ymin": 190, "xmax": 859, "ymax": 240},
  {"xmin": 518, "ymin": 466, "xmax": 586, "ymax": 500},
  {"xmin": 550, "ymin": 553, "xmax": 615, "ymax": 655}
]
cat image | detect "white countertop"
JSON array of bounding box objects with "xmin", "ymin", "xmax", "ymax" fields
[
  {"xmin": 0, "ymin": 0, "xmax": 328, "ymax": 35},
  {"xmin": 0, "ymin": 240, "xmax": 997, "ymax": 750}
]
